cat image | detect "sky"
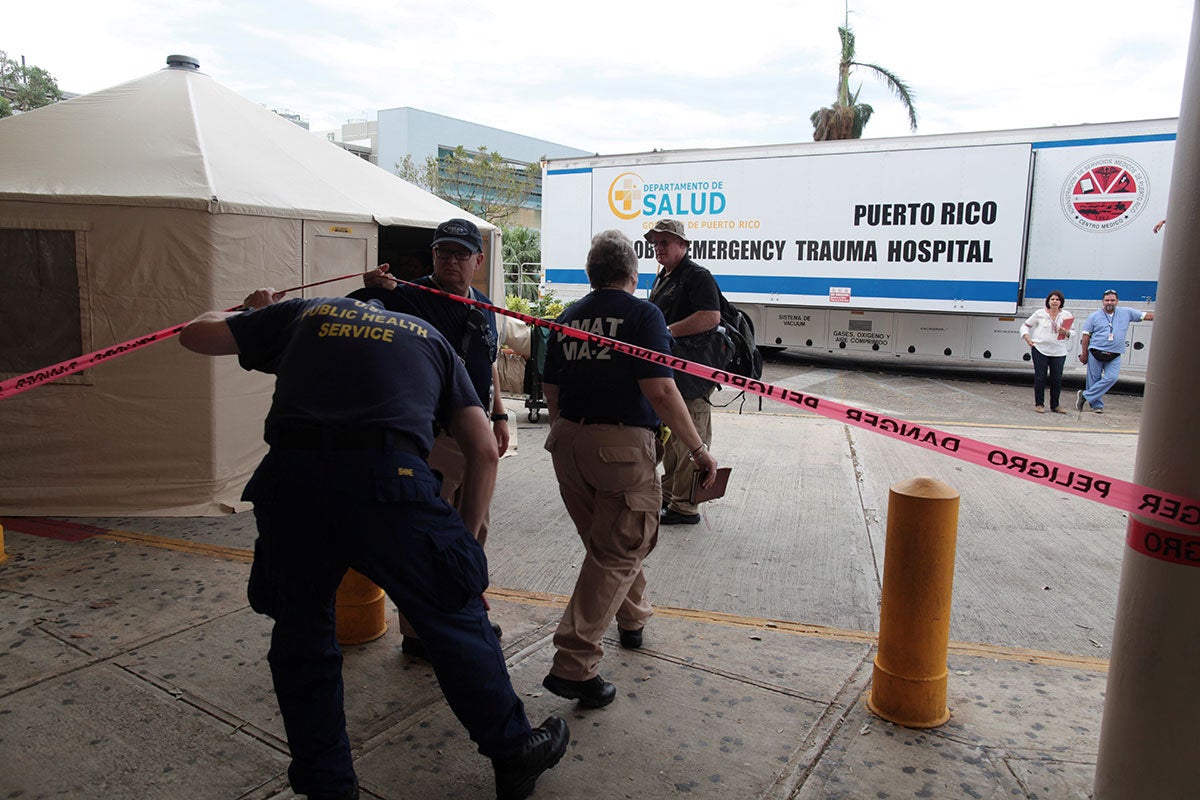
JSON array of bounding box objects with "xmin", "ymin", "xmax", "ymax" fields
[{"xmin": 5, "ymin": 0, "xmax": 1196, "ymax": 155}]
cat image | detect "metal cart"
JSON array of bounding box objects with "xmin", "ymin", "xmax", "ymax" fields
[{"xmin": 522, "ymin": 324, "xmax": 551, "ymax": 422}]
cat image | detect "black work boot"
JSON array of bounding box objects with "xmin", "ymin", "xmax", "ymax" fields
[
  {"xmin": 493, "ymin": 715, "xmax": 569, "ymax": 800},
  {"xmin": 541, "ymin": 673, "xmax": 617, "ymax": 708}
]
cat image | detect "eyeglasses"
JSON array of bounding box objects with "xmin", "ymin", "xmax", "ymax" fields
[{"xmin": 432, "ymin": 247, "xmax": 474, "ymax": 264}]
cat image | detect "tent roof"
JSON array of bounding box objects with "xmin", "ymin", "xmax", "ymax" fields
[{"xmin": 0, "ymin": 61, "xmax": 489, "ymax": 229}]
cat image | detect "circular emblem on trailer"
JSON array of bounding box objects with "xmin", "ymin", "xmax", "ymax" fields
[
  {"xmin": 607, "ymin": 172, "xmax": 645, "ymax": 220},
  {"xmin": 1060, "ymin": 155, "xmax": 1148, "ymax": 232}
]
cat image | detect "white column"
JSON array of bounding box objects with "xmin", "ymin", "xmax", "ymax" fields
[{"xmin": 1093, "ymin": 3, "xmax": 1200, "ymax": 797}]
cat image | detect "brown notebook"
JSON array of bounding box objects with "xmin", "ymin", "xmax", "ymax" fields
[{"xmin": 689, "ymin": 467, "xmax": 732, "ymax": 505}]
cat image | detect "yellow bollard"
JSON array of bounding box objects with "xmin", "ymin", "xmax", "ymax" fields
[
  {"xmin": 867, "ymin": 476, "xmax": 960, "ymax": 728},
  {"xmin": 335, "ymin": 568, "xmax": 387, "ymax": 645},
  {"xmin": 0, "ymin": 523, "xmax": 6, "ymax": 565}
]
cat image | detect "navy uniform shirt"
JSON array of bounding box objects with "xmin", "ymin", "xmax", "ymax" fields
[
  {"xmin": 542, "ymin": 288, "xmax": 673, "ymax": 428},
  {"xmin": 225, "ymin": 297, "xmax": 480, "ymax": 457},
  {"xmin": 647, "ymin": 256, "xmax": 721, "ymax": 325},
  {"xmin": 371, "ymin": 277, "xmax": 499, "ymax": 410}
]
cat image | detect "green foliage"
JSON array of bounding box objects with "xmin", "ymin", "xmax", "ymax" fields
[
  {"xmin": 0, "ymin": 51, "xmax": 63, "ymax": 115},
  {"xmin": 501, "ymin": 225, "xmax": 540, "ymax": 266},
  {"xmin": 506, "ymin": 289, "xmax": 562, "ymax": 319},
  {"xmin": 810, "ymin": 21, "xmax": 916, "ymax": 141},
  {"xmin": 396, "ymin": 145, "xmax": 541, "ymax": 225},
  {"xmin": 505, "ymin": 295, "xmax": 532, "ymax": 315}
]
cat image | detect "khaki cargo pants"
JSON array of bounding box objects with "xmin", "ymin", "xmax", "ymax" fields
[{"xmin": 545, "ymin": 418, "xmax": 660, "ymax": 681}]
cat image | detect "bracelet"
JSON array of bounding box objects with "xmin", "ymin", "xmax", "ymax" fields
[
  {"xmin": 687, "ymin": 442, "xmax": 707, "ymax": 462},
  {"xmin": 491, "ymin": 413, "xmax": 508, "ymax": 422}
]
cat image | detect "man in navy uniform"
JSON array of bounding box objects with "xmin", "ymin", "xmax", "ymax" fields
[
  {"xmin": 358, "ymin": 218, "xmax": 509, "ymax": 656},
  {"xmin": 179, "ymin": 289, "xmax": 566, "ymax": 800}
]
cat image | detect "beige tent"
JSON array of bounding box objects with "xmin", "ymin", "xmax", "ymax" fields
[{"xmin": 0, "ymin": 56, "xmax": 499, "ymax": 516}]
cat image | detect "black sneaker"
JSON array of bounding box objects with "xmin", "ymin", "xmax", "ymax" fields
[
  {"xmin": 542, "ymin": 673, "xmax": 616, "ymax": 708},
  {"xmin": 491, "ymin": 621, "xmax": 503, "ymax": 639},
  {"xmin": 618, "ymin": 627, "xmax": 643, "ymax": 649},
  {"xmin": 400, "ymin": 636, "xmax": 428, "ymax": 660},
  {"xmin": 660, "ymin": 508, "xmax": 700, "ymax": 525},
  {"xmin": 493, "ymin": 716, "xmax": 569, "ymax": 800},
  {"xmin": 1075, "ymin": 389, "xmax": 1087, "ymax": 411}
]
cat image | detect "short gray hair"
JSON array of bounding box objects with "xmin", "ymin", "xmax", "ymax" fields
[{"xmin": 586, "ymin": 229, "xmax": 639, "ymax": 289}]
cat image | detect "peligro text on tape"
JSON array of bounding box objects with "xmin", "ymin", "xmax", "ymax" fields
[
  {"xmin": 1126, "ymin": 519, "xmax": 1200, "ymax": 567},
  {"xmin": 396, "ymin": 278, "xmax": 1200, "ymax": 536}
]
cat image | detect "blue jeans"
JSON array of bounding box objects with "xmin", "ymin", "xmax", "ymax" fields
[
  {"xmin": 1030, "ymin": 347, "xmax": 1066, "ymax": 408},
  {"xmin": 244, "ymin": 447, "xmax": 531, "ymax": 797},
  {"xmin": 1083, "ymin": 352, "xmax": 1122, "ymax": 410}
]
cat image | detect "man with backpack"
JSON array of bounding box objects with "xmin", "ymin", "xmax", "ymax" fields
[{"xmin": 645, "ymin": 219, "xmax": 723, "ymax": 525}]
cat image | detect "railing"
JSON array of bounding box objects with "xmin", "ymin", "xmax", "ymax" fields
[{"xmin": 503, "ymin": 261, "xmax": 541, "ymax": 301}]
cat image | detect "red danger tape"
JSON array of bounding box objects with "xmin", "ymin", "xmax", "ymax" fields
[
  {"xmin": 0, "ymin": 271, "xmax": 369, "ymax": 400},
  {"xmin": 399, "ymin": 278, "xmax": 1200, "ymax": 536},
  {"xmin": 0, "ymin": 323, "xmax": 186, "ymax": 399},
  {"xmin": 6, "ymin": 272, "xmax": 1195, "ymax": 540},
  {"xmin": 1126, "ymin": 519, "xmax": 1200, "ymax": 566}
]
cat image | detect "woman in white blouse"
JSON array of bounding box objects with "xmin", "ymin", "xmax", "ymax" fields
[{"xmin": 1019, "ymin": 290, "xmax": 1075, "ymax": 413}]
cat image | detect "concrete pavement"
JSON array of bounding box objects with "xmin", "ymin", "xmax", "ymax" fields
[{"xmin": 0, "ymin": 353, "xmax": 1138, "ymax": 799}]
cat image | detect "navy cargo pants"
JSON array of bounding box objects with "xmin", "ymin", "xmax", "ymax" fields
[{"xmin": 243, "ymin": 445, "xmax": 530, "ymax": 798}]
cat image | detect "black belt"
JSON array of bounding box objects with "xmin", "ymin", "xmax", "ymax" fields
[
  {"xmin": 560, "ymin": 414, "xmax": 654, "ymax": 430},
  {"xmin": 266, "ymin": 426, "xmax": 421, "ymax": 454}
]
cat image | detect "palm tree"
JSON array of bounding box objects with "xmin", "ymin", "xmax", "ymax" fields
[
  {"xmin": 810, "ymin": 20, "xmax": 917, "ymax": 141},
  {"xmin": 501, "ymin": 226, "xmax": 541, "ymax": 300}
]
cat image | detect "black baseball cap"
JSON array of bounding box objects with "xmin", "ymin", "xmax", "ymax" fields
[{"xmin": 431, "ymin": 218, "xmax": 483, "ymax": 253}]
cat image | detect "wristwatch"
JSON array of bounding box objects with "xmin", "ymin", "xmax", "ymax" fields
[{"xmin": 491, "ymin": 413, "xmax": 508, "ymax": 422}]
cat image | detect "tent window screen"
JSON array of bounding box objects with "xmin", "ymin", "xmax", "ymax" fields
[{"xmin": 0, "ymin": 229, "xmax": 82, "ymax": 373}]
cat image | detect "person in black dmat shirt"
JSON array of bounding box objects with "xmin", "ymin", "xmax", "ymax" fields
[{"xmin": 540, "ymin": 230, "xmax": 717, "ymax": 708}]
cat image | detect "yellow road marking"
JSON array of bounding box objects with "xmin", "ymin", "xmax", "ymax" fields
[
  {"xmin": 96, "ymin": 529, "xmax": 254, "ymax": 562},
  {"xmin": 93, "ymin": 532, "xmax": 1109, "ymax": 673},
  {"xmin": 481, "ymin": 588, "xmax": 1111, "ymax": 672}
]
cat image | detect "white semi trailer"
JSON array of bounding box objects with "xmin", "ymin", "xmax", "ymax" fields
[{"xmin": 540, "ymin": 119, "xmax": 1174, "ymax": 373}]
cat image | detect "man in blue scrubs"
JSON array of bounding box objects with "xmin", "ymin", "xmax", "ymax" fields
[{"xmin": 1077, "ymin": 290, "xmax": 1155, "ymax": 413}]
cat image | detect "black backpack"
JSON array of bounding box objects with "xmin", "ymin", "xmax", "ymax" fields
[
  {"xmin": 653, "ymin": 261, "xmax": 762, "ymax": 394},
  {"xmin": 718, "ymin": 295, "xmax": 763, "ymax": 380}
]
